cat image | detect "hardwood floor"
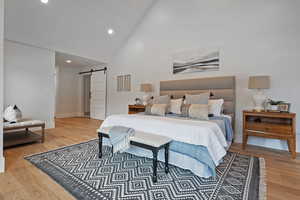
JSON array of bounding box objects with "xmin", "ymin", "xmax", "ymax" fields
[
  {"xmin": 0, "ymin": 117, "xmax": 299, "ymax": 200},
  {"xmin": 0, "ymin": 118, "xmax": 101, "ymax": 200}
]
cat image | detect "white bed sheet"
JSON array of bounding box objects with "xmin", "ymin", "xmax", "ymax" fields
[{"xmin": 99, "ymin": 114, "xmax": 228, "ymax": 166}]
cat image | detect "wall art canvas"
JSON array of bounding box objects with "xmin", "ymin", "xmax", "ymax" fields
[{"xmin": 172, "ymin": 48, "xmax": 220, "ymax": 74}]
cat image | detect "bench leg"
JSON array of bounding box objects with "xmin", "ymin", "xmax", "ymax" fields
[
  {"xmin": 165, "ymin": 144, "xmax": 169, "ymax": 174},
  {"xmin": 98, "ymin": 133, "xmax": 103, "ymax": 158},
  {"xmin": 41, "ymin": 125, "xmax": 45, "ymax": 143},
  {"xmin": 152, "ymin": 149, "xmax": 158, "ymax": 183}
]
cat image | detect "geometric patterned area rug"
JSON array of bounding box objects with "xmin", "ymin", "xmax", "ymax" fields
[{"xmin": 25, "ymin": 140, "xmax": 266, "ymax": 200}]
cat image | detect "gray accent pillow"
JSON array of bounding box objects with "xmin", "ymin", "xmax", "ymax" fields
[
  {"xmin": 151, "ymin": 104, "xmax": 167, "ymax": 116},
  {"xmin": 185, "ymin": 93, "xmax": 209, "ymax": 105},
  {"xmin": 170, "ymin": 98, "xmax": 183, "ymax": 114},
  {"xmin": 145, "ymin": 104, "xmax": 153, "ymax": 115},
  {"xmin": 181, "ymin": 104, "xmax": 191, "ymax": 117},
  {"xmin": 188, "ymin": 104, "xmax": 209, "ymax": 120},
  {"xmin": 153, "ymin": 95, "xmax": 170, "ymax": 104}
]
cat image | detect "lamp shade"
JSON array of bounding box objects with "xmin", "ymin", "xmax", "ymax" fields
[
  {"xmin": 140, "ymin": 83, "xmax": 153, "ymax": 92},
  {"xmin": 248, "ymin": 76, "xmax": 270, "ymax": 89}
]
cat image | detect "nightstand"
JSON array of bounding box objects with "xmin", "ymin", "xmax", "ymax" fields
[
  {"xmin": 243, "ymin": 110, "xmax": 296, "ymax": 158},
  {"xmin": 128, "ymin": 105, "xmax": 146, "ymax": 114}
]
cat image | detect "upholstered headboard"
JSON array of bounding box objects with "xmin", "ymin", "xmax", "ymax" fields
[{"xmin": 160, "ymin": 76, "xmax": 236, "ymax": 132}]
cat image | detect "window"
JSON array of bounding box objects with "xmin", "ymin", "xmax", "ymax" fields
[{"xmin": 117, "ymin": 74, "xmax": 131, "ymax": 92}]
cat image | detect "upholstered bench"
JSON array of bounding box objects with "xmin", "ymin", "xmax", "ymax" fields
[
  {"xmin": 4, "ymin": 120, "xmax": 45, "ymax": 148},
  {"xmin": 98, "ymin": 127, "xmax": 172, "ymax": 182}
]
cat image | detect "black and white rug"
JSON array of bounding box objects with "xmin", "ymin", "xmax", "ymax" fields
[{"xmin": 25, "ymin": 140, "xmax": 266, "ymax": 200}]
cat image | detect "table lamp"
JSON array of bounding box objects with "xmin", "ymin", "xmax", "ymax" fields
[
  {"xmin": 248, "ymin": 76, "xmax": 270, "ymax": 112},
  {"xmin": 140, "ymin": 83, "xmax": 153, "ymax": 105}
]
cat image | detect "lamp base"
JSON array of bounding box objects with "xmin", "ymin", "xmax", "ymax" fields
[
  {"xmin": 252, "ymin": 92, "xmax": 266, "ymax": 112},
  {"xmin": 142, "ymin": 94, "xmax": 151, "ymax": 105}
]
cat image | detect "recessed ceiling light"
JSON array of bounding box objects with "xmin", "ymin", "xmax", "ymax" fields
[
  {"xmin": 41, "ymin": 0, "xmax": 49, "ymax": 4},
  {"xmin": 107, "ymin": 28, "xmax": 115, "ymax": 35},
  {"xmin": 66, "ymin": 60, "xmax": 72, "ymax": 63}
]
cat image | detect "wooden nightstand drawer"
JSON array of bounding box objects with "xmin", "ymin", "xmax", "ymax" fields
[
  {"xmin": 243, "ymin": 110, "xmax": 296, "ymax": 159},
  {"xmin": 246, "ymin": 122, "xmax": 292, "ymax": 135}
]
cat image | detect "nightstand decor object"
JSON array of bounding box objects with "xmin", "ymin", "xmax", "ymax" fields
[
  {"xmin": 248, "ymin": 76, "xmax": 270, "ymax": 112},
  {"xmin": 140, "ymin": 83, "xmax": 153, "ymax": 105},
  {"xmin": 128, "ymin": 105, "xmax": 146, "ymax": 114},
  {"xmin": 243, "ymin": 110, "xmax": 296, "ymax": 159},
  {"xmin": 134, "ymin": 98, "xmax": 143, "ymax": 105}
]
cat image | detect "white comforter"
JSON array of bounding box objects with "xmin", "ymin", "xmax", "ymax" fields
[{"xmin": 99, "ymin": 114, "xmax": 228, "ymax": 165}]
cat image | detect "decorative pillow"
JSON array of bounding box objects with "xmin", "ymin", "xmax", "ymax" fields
[
  {"xmin": 208, "ymin": 99, "xmax": 224, "ymax": 116},
  {"xmin": 185, "ymin": 93, "xmax": 209, "ymax": 105},
  {"xmin": 188, "ymin": 104, "xmax": 209, "ymax": 120},
  {"xmin": 151, "ymin": 104, "xmax": 167, "ymax": 116},
  {"xmin": 181, "ymin": 104, "xmax": 191, "ymax": 117},
  {"xmin": 152, "ymin": 95, "xmax": 170, "ymax": 104},
  {"xmin": 4, "ymin": 105, "xmax": 22, "ymax": 123},
  {"xmin": 170, "ymin": 98, "xmax": 183, "ymax": 114},
  {"xmin": 145, "ymin": 104, "xmax": 153, "ymax": 115}
]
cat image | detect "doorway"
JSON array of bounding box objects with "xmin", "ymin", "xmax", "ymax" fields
[
  {"xmin": 55, "ymin": 51, "xmax": 107, "ymax": 120},
  {"xmin": 82, "ymin": 74, "xmax": 91, "ymax": 117}
]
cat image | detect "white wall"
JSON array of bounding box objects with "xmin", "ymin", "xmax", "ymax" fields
[
  {"xmin": 55, "ymin": 65, "xmax": 85, "ymax": 118},
  {"xmin": 55, "ymin": 64, "xmax": 107, "ymax": 118},
  {"xmin": 4, "ymin": 40, "xmax": 55, "ymax": 128},
  {"xmin": 0, "ymin": 0, "xmax": 5, "ymax": 172},
  {"xmin": 108, "ymin": 0, "xmax": 300, "ymax": 152}
]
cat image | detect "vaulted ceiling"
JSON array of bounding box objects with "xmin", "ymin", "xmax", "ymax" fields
[{"xmin": 5, "ymin": 0, "xmax": 155, "ymax": 63}]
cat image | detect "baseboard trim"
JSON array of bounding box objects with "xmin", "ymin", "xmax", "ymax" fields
[
  {"xmin": 55, "ymin": 113, "xmax": 85, "ymax": 118},
  {"xmin": 0, "ymin": 156, "xmax": 5, "ymax": 173}
]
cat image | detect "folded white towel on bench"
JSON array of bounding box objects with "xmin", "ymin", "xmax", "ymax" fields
[{"xmin": 108, "ymin": 126, "xmax": 135, "ymax": 153}]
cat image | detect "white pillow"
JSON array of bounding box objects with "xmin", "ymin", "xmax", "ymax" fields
[
  {"xmin": 152, "ymin": 95, "xmax": 170, "ymax": 104},
  {"xmin": 188, "ymin": 104, "xmax": 209, "ymax": 120},
  {"xmin": 208, "ymin": 99, "xmax": 224, "ymax": 116},
  {"xmin": 151, "ymin": 104, "xmax": 167, "ymax": 116},
  {"xmin": 170, "ymin": 98, "xmax": 182, "ymax": 114}
]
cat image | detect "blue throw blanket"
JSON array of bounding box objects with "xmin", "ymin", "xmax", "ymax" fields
[
  {"xmin": 168, "ymin": 116, "xmax": 233, "ymax": 177},
  {"xmin": 210, "ymin": 116, "xmax": 234, "ymax": 142},
  {"xmin": 109, "ymin": 126, "xmax": 135, "ymax": 153}
]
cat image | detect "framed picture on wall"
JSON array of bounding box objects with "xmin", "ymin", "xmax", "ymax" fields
[{"xmin": 172, "ymin": 48, "xmax": 220, "ymax": 74}]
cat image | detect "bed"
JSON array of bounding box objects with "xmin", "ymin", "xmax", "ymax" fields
[{"xmin": 99, "ymin": 76, "xmax": 236, "ymax": 178}]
